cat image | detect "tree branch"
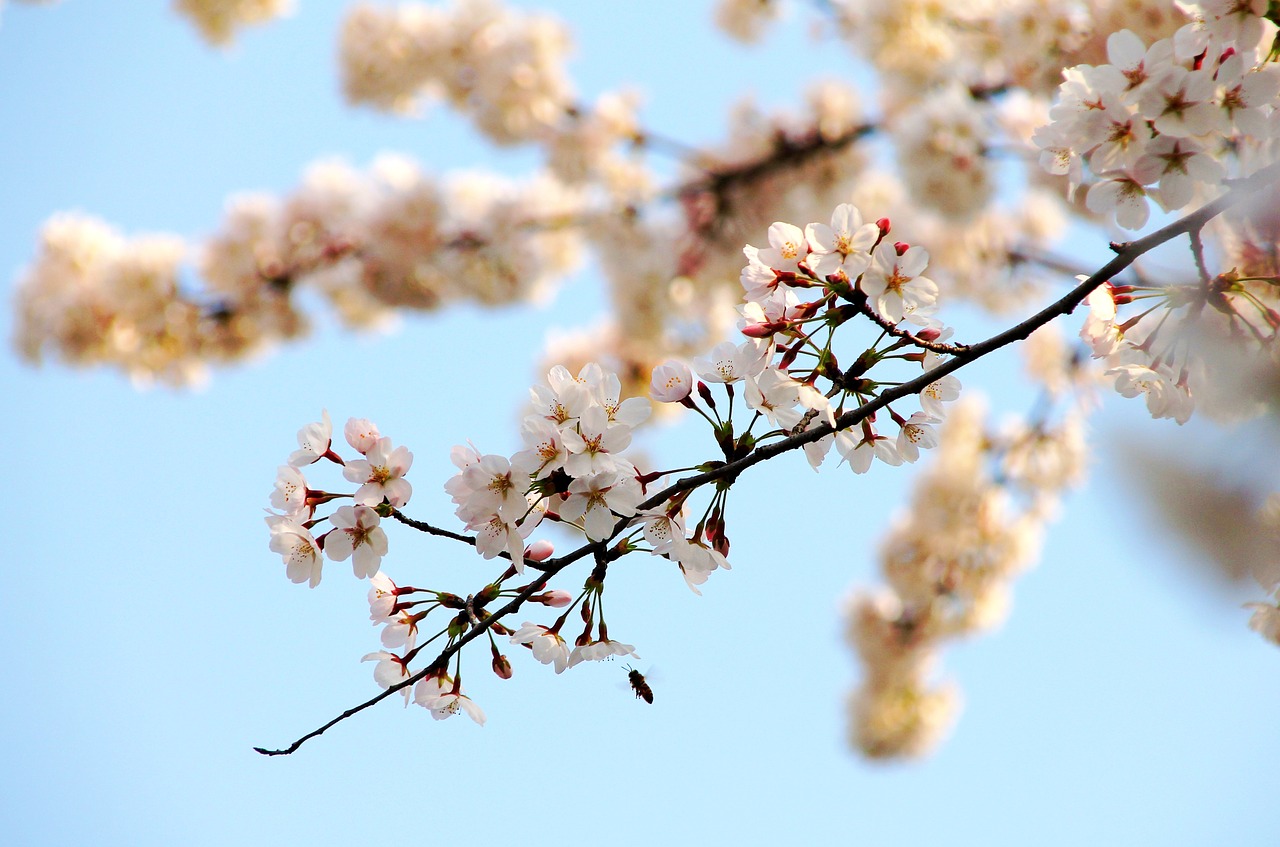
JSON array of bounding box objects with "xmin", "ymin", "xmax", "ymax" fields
[{"xmin": 254, "ymin": 162, "xmax": 1279, "ymax": 756}]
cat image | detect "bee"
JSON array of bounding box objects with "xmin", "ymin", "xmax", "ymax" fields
[{"xmin": 625, "ymin": 665, "xmax": 653, "ymax": 704}]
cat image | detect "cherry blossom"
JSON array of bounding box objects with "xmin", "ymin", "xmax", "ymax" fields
[
  {"xmin": 269, "ymin": 465, "xmax": 311, "ymax": 518},
  {"xmin": 361, "ymin": 651, "xmax": 413, "ymax": 705},
  {"xmin": 754, "ymin": 221, "xmax": 808, "ymax": 273},
  {"xmin": 344, "ymin": 417, "xmax": 381, "ymax": 454},
  {"xmin": 567, "ymin": 638, "xmax": 639, "ymax": 668},
  {"xmin": 835, "ymin": 427, "xmax": 903, "ymax": 474},
  {"xmin": 343, "ymin": 436, "xmax": 413, "ymax": 507},
  {"xmin": 367, "ymin": 571, "xmax": 401, "ymax": 623},
  {"xmin": 896, "ymin": 412, "xmax": 940, "ymax": 463},
  {"xmin": 743, "ymin": 367, "xmax": 805, "ymax": 430},
  {"xmin": 559, "ymin": 471, "xmax": 642, "ymax": 541},
  {"xmin": 693, "ymin": 339, "xmax": 769, "ymax": 384},
  {"xmin": 265, "ymin": 515, "xmax": 323, "ymax": 588},
  {"xmin": 288, "ymin": 409, "xmax": 334, "ymax": 467},
  {"xmin": 414, "ymin": 675, "xmax": 485, "ymax": 725},
  {"xmin": 324, "ymin": 504, "xmax": 389, "ymax": 579},
  {"xmin": 510, "ymin": 622, "xmax": 571, "ymax": 673},
  {"xmin": 805, "ymin": 203, "xmax": 879, "ymax": 281},
  {"xmin": 650, "ymin": 360, "xmax": 694, "ymax": 403},
  {"xmin": 562, "ymin": 405, "xmax": 632, "ymax": 477},
  {"xmin": 861, "ymin": 243, "xmax": 938, "ymax": 324}
]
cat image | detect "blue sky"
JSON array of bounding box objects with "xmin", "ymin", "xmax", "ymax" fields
[{"xmin": 2, "ymin": 3, "xmax": 1277, "ymax": 845}]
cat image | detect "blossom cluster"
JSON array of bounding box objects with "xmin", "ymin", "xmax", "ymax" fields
[
  {"xmin": 725, "ymin": 202, "xmax": 961, "ymax": 473},
  {"xmin": 844, "ymin": 399, "xmax": 1087, "ymax": 758},
  {"xmin": 266, "ymin": 410, "xmax": 411, "ymax": 588},
  {"xmin": 1079, "ymin": 258, "xmax": 1280, "ymax": 425},
  {"xmin": 174, "ymin": 0, "xmax": 293, "ymax": 45},
  {"xmin": 339, "ymin": 0, "xmax": 574, "ymax": 145},
  {"xmin": 1035, "ymin": 8, "xmax": 1280, "ymax": 229},
  {"xmin": 12, "ymin": 157, "xmax": 582, "ymax": 386}
]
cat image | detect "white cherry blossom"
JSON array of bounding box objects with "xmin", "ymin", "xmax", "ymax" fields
[
  {"xmin": 754, "ymin": 221, "xmax": 808, "ymax": 273},
  {"xmin": 269, "ymin": 465, "xmax": 311, "ymax": 518},
  {"xmin": 896, "ymin": 412, "xmax": 940, "ymax": 463},
  {"xmin": 862, "ymin": 243, "xmax": 938, "ymax": 324},
  {"xmin": 266, "ymin": 515, "xmax": 323, "ymax": 588},
  {"xmin": 344, "ymin": 436, "xmax": 413, "ymax": 507},
  {"xmin": 510, "ymin": 622, "xmax": 571, "ymax": 673},
  {"xmin": 650, "ymin": 360, "xmax": 693, "ymax": 403},
  {"xmin": 804, "ymin": 203, "xmax": 879, "ymax": 282},
  {"xmin": 693, "ymin": 339, "xmax": 769, "ymax": 384},
  {"xmin": 289, "ymin": 409, "xmax": 334, "ymax": 467},
  {"xmin": 414, "ymin": 675, "xmax": 485, "ymax": 724},
  {"xmin": 324, "ymin": 504, "xmax": 388, "ymax": 579},
  {"xmin": 559, "ymin": 471, "xmax": 642, "ymax": 541},
  {"xmin": 361, "ymin": 651, "xmax": 412, "ymax": 705}
]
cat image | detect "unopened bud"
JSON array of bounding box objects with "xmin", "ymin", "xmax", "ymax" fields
[
  {"xmin": 492, "ymin": 654, "xmax": 513, "ymax": 679},
  {"xmin": 524, "ymin": 539, "xmax": 555, "ymax": 562},
  {"xmin": 533, "ymin": 590, "xmax": 573, "ymax": 607},
  {"xmin": 697, "ymin": 381, "xmax": 717, "ymax": 409},
  {"xmin": 876, "ymin": 217, "xmax": 891, "ymax": 235},
  {"xmin": 894, "ymin": 241, "xmax": 909, "ymax": 256},
  {"xmin": 917, "ymin": 327, "xmax": 941, "ymax": 342}
]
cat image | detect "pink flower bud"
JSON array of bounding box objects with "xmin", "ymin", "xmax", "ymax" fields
[
  {"xmin": 876, "ymin": 217, "xmax": 891, "ymax": 235},
  {"xmin": 894, "ymin": 241, "xmax": 909, "ymax": 255},
  {"xmin": 917, "ymin": 327, "xmax": 941, "ymax": 342},
  {"xmin": 534, "ymin": 590, "xmax": 573, "ymax": 608},
  {"xmin": 524, "ymin": 539, "xmax": 555, "ymax": 562},
  {"xmin": 492, "ymin": 654, "xmax": 513, "ymax": 679}
]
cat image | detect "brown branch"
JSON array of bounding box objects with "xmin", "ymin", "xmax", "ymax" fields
[{"xmin": 254, "ymin": 162, "xmax": 1280, "ymax": 756}]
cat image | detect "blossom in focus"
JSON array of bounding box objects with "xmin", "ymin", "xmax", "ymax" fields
[
  {"xmin": 289, "ymin": 409, "xmax": 334, "ymax": 467},
  {"xmin": 560, "ymin": 471, "xmax": 642, "ymax": 541},
  {"xmin": 567, "ymin": 638, "xmax": 639, "ymax": 668},
  {"xmin": 367, "ymin": 571, "xmax": 401, "ymax": 623},
  {"xmin": 269, "ymin": 465, "xmax": 311, "ymax": 518},
  {"xmin": 693, "ymin": 339, "xmax": 769, "ymax": 384},
  {"xmin": 510, "ymin": 622, "xmax": 571, "ymax": 673},
  {"xmin": 344, "ymin": 436, "xmax": 413, "ymax": 506},
  {"xmin": 414, "ymin": 675, "xmax": 485, "ymax": 725},
  {"xmin": 650, "ymin": 360, "xmax": 694, "ymax": 403},
  {"xmin": 861, "ymin": 243, "xmax": 938, "ymax": 324},
  {"xmin": 265, "ymin": 515, "xmax": 323, "ymax": 588},
  {"xmin": 344, "ymin": 417, "xmax": 381, "ymax": 454},
  {"xmin": 562, "ymin": 405, "xmax": 632, "ymax": 477},
  {"xmin": 805, "ymin": 203, "xmax": 879, "ymax": 282},
  {"xmin": 896, "ymin": 412, "xmax": 940, "ymax": 463},
  {"xmin": 743, "ymin": 367, "xmax": 805, "ymax": 430},
  {"xmin": 324, "ymin": 504, "xmax": 389, "ymax": 579},
  {"xmin": 754, "ymin": 221, "xmax": 808, "ymax": 273},
  {"xmin": 361, "ymin": 650, "xmax": 412, "ymax": 705}
]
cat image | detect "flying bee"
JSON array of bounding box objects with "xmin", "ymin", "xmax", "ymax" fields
[{"xmin": 625, "ymin": 665, "xmax": 653, "ymax": 704}]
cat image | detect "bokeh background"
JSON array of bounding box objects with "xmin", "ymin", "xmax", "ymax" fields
[{"xmin": 2, "ymin": 3, "xmax": 1276, "ymax": 845}]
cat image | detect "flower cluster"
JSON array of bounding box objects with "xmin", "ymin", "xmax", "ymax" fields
[
  {"xmin": 339, "ymin": 0, "xmax": 574, "ymax": 145},
  {"xmin": 1079, "ymin": 259, "xmax": 1280, "ymax": 425},
  {"xmin": 844, "ymin": 399, "xmax": 1085, "ymax": 758},
  {"xmin": 265, "ymin": 411, "xmax": 411, "ymax": 588},
  {"xmin": 1035, "ymin": 11, "xmax": 1280, "ymax": 229},
  {"xmin": 728, "ymin": 203, "xmax": 959, "ymax": 471},
  {"xmin": 13, "ymin": 157, "xmax": 583, "ymax": 385},
  {"xmin": 446, "ymin": 363, "xmax": 651, "ymax": 564},
  {"xmin": 173, "ymin": 0, "xmax": 293, "ymax": 45}
]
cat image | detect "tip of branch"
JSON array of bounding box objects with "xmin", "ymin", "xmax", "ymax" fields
[
  {"xmin": 1108, "ymin": 241, "xmax": 1129, "ymax": 253},
  {"xmin": 253, "ymin": 746, "xmax": 286, "ymax": 756}
]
